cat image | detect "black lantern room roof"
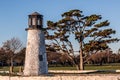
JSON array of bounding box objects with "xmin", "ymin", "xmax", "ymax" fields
[{"xmin": 29, "ymin": 12, "xmax": 43, "ymax": 16}]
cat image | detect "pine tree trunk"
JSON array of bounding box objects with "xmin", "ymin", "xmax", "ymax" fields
[{"xmin": 79, "ymin": 41, "xmax": 84, "ymax": 70}]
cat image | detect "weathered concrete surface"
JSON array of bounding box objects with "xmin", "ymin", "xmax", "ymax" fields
[
  {"xmin": 24, "ymin": 30, "xmax": 48, "ymax": 76},
  {"xmin": 49, "ymin": 70, "xmax": 98, "ymax": 74},
  {"xmin": 49, "ymin": 70, "xmax": 120, "ymax": 74},
  {"xmin": 0, "ymin": 74, "xmax": 120, "ymax": 80}
]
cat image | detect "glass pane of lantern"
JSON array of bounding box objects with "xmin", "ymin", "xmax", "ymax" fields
[
  {"xmin": 32, "ymin": 18, "xmax": 36, "ymax": 25},
  {"xmin": 38, "ymin": 19, "xmax": 40, "ymax": 25},
  {"xmin": 28, "ymin": 18, "xmax": 31, "ymax": 25}
]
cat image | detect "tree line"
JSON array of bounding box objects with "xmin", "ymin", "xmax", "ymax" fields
[{"xmin": 0, "ymin": 39, "xmax": 120, "ymax": 67}]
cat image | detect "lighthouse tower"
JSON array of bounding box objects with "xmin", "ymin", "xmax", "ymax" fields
[{"xmin": 24, "ymin": 12, "xmax": 48, "ymax": 76}]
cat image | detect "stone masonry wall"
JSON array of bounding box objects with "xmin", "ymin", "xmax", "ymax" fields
[{"xmin": 0, "ymin": 75, "xmax": 120, "ymax": 80}]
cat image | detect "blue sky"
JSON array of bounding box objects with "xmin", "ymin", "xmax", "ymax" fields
[{"xmin": 0, "ymin": 0, "xmax": 120, "ymax": 53}]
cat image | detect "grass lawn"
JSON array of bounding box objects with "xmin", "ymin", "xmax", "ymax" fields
[
  {"xmin": 0, "ymin": 64, "xmax": 120, "ymax": 75},
  {"xmin": 49, "ymin": 63, "xmax": 120, "ymax": 70},
  {"xmin": 0, "ymin": 66, "xmax": 20, "ymax": 72},
  {"xmin": 0, "ymin": 63, "xmax": 120, "ymax": 71},
  {"xmin": 85, "ymin": 65, "xmax": 120, "ymax": 70}
]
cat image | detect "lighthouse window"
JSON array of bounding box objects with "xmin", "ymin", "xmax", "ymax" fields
[
  {"xmin": 39, "ymin": 55, "xmax": 43, "ymax": 61},
  {"xmin": 32, "ymin": 18, "xmax": 36, "ymax": 25},
  {"xmin": 28, "ymin": 18, "xmax": 32, "ymax": 25},
  {"xmin": 37, "ymin": 19, "xmax": 40, "ymax": 25}
]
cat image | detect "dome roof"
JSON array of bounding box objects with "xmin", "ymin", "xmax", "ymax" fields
[{"xmin": 29, "ymin": 12, "xmax": 43, "ymax": 16}]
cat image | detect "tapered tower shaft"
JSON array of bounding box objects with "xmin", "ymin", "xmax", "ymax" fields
[{"xmin": 24, "ymin": 12, "xmax": 48, "ymax": 76}]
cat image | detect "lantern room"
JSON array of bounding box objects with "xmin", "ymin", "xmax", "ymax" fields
[{"xmin": 26, "ymin": 12, "xmax": 43, "ymax": 30}]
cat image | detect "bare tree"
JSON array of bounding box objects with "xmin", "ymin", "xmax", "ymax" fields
[{"xmin": 2, "ymin": 37, "xmax": 23, "ymax": 73}]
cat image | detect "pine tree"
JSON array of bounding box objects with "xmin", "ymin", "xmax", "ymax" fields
[{"xmin": 46, "ymin": 9, "xmax": 119, "ymax": 70}]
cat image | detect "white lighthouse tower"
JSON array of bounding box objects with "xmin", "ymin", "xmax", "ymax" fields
[{"xmin": 24, "ymin": 12, "xmax": 48, "ymax": 76}]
